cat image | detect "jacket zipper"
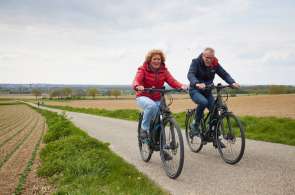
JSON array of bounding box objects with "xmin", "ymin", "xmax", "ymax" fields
[{"xmin": 155, "ymin": 71, "xmax": 159, "ymax": 87}]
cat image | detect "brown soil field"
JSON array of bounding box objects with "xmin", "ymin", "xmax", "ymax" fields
[
  {"xmin": 0, "ymin": 94, "xmax": 36, "ymax": 100},
  {"xmin": 22, "ymin": 142, "xmax": 54, "ymax": 195},
  {"xmin": 45, "ymin": 94, "xmax": 295, "ymax": 118},
  {"xmin": 0, "ymin": 104, "xmax": 51, "ymax": 195}
]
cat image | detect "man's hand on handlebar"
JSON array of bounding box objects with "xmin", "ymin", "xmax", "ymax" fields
[
  {"xmin": 231, "ymin": 83, "xmax": 240, "ymax": 89},
  {"xmin": 195, "ymin": 83, "xmax": 206, "ymax": 89},
  {"xmin": 195, "ymin": 83, "xmax": 240, "ymax": 90}
]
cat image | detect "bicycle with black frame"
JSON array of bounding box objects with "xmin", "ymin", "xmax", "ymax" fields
[
  {"xmin": 185, "ymin": 83, "xmax": 245, "ymax": 164},
  {"xmin": 137, "ymin": 87, "xmax": 185, "ymax": 179}
]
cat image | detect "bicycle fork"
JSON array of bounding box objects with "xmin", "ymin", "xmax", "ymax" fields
[{"xmin": 162, "ymin": 116, "xmax": 178, "ymax": 151}]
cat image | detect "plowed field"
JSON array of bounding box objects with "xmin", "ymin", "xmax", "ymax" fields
[{"xmin": 0, "ymin": 105, "xmax": 49, "ymax": 195}]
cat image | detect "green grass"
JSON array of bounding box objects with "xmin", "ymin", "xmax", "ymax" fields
[
  {"xmin": 37, "ymin": 109, "xmax": 166, "ymax": 195},
  {"xmin": 240, "ymin": 116, "xmax": 295, "ymax": 145},
  {"xmin": 43, "ymin": 105, "xmax": 295, "ymax": 146}
]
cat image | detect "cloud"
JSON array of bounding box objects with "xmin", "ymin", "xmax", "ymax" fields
[{"xmin": 0, "ymin": 0, "xmax": 294, "ymax": 85}]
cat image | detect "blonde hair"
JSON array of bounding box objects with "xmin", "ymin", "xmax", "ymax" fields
[{"xmin": 145, "ymin": 49, "xmax": 166, "ymax": 64}]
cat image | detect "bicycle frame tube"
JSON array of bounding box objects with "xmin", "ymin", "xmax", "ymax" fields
[
  {"xmin": 157, "ymin": 92, "xmax": 177, "ymax": 148},
  {"xmin": 141, "ymin": 87, "xmax": 184, "ymax": 148},
  {"xmin": 149, "ymin": 93, "xmax": 168, "ymax": 146},
  {"xmin": 202, "ymin": 88, "xmax": 224, "ymax": 133}
]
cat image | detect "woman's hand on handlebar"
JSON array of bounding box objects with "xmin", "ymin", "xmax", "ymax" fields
[
  {"xmin": 181, "ymin": 84, "xmax": 188, "ymax": 90},
  {"xmin": 135, "ymin": 85, "xmax": 144, "ymax": 91}
]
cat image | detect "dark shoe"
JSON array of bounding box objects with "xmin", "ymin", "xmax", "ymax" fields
[
  {"xmin": 140, "ymin": 129, "xmax": 149, "ymax": 139},
  {"xmin": 163, "ymin": 151, "xmax": 173, "ymax": 161},
  {"xmin": 189, "ymin": 122, "xmax": 200, "ymax": 137},
  {"xmin": 224, "ymin": 134, "xmax": 234, "ymax": 140},
  {"xmin": 213, "ymin": 139, "xmax": 226, "ymax": 148}
]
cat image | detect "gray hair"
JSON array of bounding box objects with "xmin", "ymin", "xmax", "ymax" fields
[{"xmin": 203, "ymin": 47, "xmax": 215, "ymax": 53}]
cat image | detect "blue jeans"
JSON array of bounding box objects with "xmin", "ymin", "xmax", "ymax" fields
[
  {"xmin": 136, "ymin": 96, "xmax": 161, "ymax": 131},
  {"xmin": 189, "ymin": 89, "xmax": 214, "ymax": 123}
]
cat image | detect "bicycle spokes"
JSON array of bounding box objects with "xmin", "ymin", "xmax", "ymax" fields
[
  {"xmin": 217, "ymin": 113, "xmax": 245, "ymax": 164},
  {"xmin": 160, "ymin": 119, "xmax": 184, "ymax": 179},
  {"xmin": 185, "ymin": 110, "xmax": 203, "ymax": 153}
]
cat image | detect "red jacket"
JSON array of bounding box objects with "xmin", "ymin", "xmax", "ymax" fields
[{"xmin": 132, "ymin": 63, "xmax": 182, "ymax": 101}]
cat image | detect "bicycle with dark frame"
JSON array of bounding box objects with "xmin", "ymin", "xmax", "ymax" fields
[
  {"xmin": 137, "ymin": 87, "xmax": 185, "ymax": 179},
  {"xmin": 185, "ymin": 83, "xmax": 245, "ymax": 164}
]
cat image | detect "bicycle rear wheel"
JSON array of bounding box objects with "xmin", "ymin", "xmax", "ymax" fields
[
  {"xmin": 160, "ymin": 118, "xmax": 184, "ymax": 179},
  {"xmin": 216, "ymin": 112, "xmax": 245, "ymax": 164},
  {"xmin": 185, "ymin": 109, "xmax": 203, "ymax": 153},
  {"xmin": 138, "ymin": 113, "xmax": 153, "ymax": 162}
]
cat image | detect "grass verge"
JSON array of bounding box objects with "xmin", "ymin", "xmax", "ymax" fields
[
  {"xmin": 44, "ymin": 105, "xmax": 295, "ymax": 146},
  {"xmin": 36, "ymin": 108, "xmax": 166, "ymax": 195}
]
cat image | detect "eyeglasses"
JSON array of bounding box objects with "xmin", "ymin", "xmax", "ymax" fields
[{"xmin": 204, "ymin": 56, "xmax": 214, "ymax": 60}]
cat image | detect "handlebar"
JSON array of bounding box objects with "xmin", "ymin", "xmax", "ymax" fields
[
  {"xmin": 136, "ymin": 87, "xmax": 188, "ymax": 93},
  {"xmin": 204, "ymin": 84, "xmax": 233, "ymax": 90}
]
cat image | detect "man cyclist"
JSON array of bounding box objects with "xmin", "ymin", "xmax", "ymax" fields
[{"xmin": 187, "ymin": 48, "xmax": 240, "ymax": 147}]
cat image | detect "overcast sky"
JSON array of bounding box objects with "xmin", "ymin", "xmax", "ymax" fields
[{"xmin": 0, "ymin": 0, "xmax": 294, "ymax": 85}]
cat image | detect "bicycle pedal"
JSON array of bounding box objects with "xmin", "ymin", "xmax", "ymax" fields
[
  {"xmin": 153, "ymin": 145, "xmax": 160, "ymax": 151},
  {"xmin": 163, "ymin": 144, "xmax": 171, "ymax": 150},
  {"xmin": 142, "ymin": 138, "xmax": 151, "ymax": 144}
]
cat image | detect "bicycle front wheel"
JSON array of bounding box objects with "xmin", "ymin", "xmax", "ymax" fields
[
  {"xmin": 216, "ymin": 112, "xmax": 245, "ymax": 164},
  {"xmin": 185, "ymin": 109, "xmax": 203, "ymax": 153},
  {"xmin": 160, "ymin": 118, "xmax": 184, "ymax": 179},
  {"xmin": 138, "ymin": 113, "xmax": 153, "ymax": 162}
]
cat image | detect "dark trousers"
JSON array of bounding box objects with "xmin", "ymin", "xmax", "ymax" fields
[{"xmin": 189, "ymin": 89, "xmax": 214, "ymax": 123}]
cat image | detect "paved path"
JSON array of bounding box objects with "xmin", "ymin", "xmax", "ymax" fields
[{"xmin": 31, "ymin": 103, "xmax": 295, "ymax": 195}]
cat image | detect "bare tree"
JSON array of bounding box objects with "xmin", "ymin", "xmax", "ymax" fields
[
  {"xmin": 106, "ymin": 89, "xmax": 112, "ymax": 97},
  {"xmin": 87, "ymin": 88, "xmax": 99, "ymax": 99},
  {"xmin": 49, "ymin": 89, "xmax": 61, "ymax": 99},
  {"xmin": 73, "ymin": 89, "xmax": 86, "ymax": 99},
  {"xmin": 111, "ymin": 89, "xmax": 121, "ymax": 99},
  {"xmin": 63, "ymin": 88, "xmax": 73, "ymax": 98},
  {"xmin": 32, "ymin": 89, "xmax": 42, "ymax": 100}
]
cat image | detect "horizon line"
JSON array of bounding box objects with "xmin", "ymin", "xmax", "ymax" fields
[{"xmin": 1, "ymin": 83, "xmax": 295, "ymax": 87}]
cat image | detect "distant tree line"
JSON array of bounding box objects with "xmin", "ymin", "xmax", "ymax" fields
[
  {"xmin": 223, "ymin": 85, "xmax": 295, "ymax": 96},
  {"xmin": 268, "ymin": 85, "xmax": 295, "ymax": 94},
  {"xmin": 29, "ymin": 87, "xmax": 124, "ymax": 100},
  {"xmin": 49, "ymin": 88, "xmax": 73, "ymax": 99},
  {"xmin": 16, "ymin": 85, "xmax": 295, "ymax": 99}
]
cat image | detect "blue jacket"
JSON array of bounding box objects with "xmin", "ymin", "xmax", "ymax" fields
[{"xmin": 187, "ymin": 54, "xmax": 235, "ymax": 88}]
